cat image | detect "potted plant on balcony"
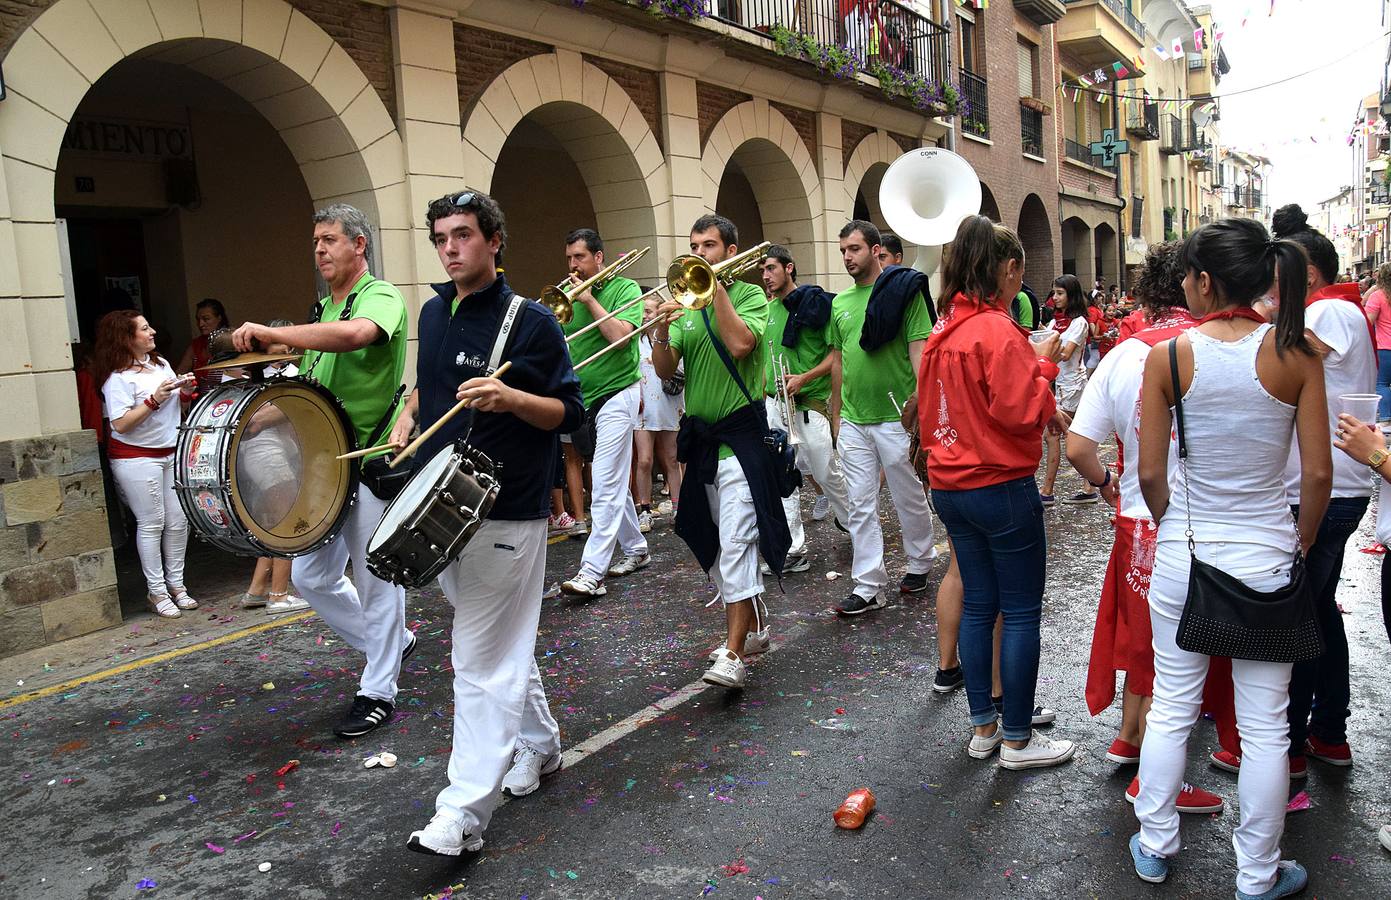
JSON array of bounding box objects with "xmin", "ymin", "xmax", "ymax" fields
[{"xmin": 1019, "ymin": 96, "xmax": 1052, "ymax": 116}]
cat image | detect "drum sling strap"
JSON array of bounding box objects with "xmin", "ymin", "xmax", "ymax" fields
[{"xmin": 459, "ymin": 295, "xmax": 526, "ymax": 443}]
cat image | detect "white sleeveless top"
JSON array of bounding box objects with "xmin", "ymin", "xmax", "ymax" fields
[{"xmin": 1158, "ymin": 324, "xmax": 1298, "ymax": 551}]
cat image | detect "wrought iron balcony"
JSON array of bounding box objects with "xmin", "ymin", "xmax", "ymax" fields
[
  {"xmin": 959, "ymin": 69, "xmax": 989, "ymax": 139},
  {"xmin": 1021, "ymin": 106, "xmax": 1045, "ymax": 157},
  {"xmin": 1126, "ymin": 103, "xmax": 1159, "ymax": 140},
  {"xmin": 1065, "ymin": 137, "xmax": 1116, "ymax": 170},
  {"xmin": 1160, "ymin": 114, "xmax": 1181, "ymax": 155}
]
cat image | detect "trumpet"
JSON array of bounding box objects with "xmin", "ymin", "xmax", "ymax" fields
[
  {"xmin": 570, "ymin": 242, "xmax": 774, "ymax": 372},
  {"xmin": 770, "ymin": 344, "xmax": 801, "ymax": 446},
  {"xmin": 539, "ymin": 246, "xmax": 650, "ymax": 326}
]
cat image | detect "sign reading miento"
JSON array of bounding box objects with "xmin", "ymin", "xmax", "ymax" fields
[
  {"xmin": 61, "ymin": 117, "xmax": 193, "ymax": 160},
  {"xmin": 1089, "ymin": 129, "xmax": 1129, "ymax": 168}
]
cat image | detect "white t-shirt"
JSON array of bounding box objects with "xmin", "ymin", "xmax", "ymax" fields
[
  {"xmin": 1054, "ymin": 316, "xmax": 1090, "ymax": 391},
  {"xmin": 1376, "ymin": 479, "xmax": 1391, "ymax": 545},
  {"xmin": 1284, "ymin": 298, "xmax": 1377, "ymax": 502},
  {"xmin": 1070, "ymin": 337, "xmax": 1179, "ymax": 520},
  {"xmin": 102, "ymin": 356, "xmax": 182, "ymax": 448}
]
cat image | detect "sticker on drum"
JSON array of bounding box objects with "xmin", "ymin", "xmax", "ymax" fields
[
  {"xmin": 196, "ymin": 490, "xmax": 227, "ymax": 527},
  {"xmin": 188, "ymin": 465, "xmax": 216, "ymax": 483},
  {"xmin": 186, "ymin": 433, "xmax": 203, "ymax": 468},
  {"xmin": 211, "ymin": 399, "xmax": 234, "ymax": 418}
]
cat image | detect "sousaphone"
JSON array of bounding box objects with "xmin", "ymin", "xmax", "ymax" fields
[{"xmin": 878, "ymin": 147, "xmax": 983, "ymax": 289}]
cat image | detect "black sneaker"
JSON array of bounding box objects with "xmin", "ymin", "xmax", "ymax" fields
[
  {"xmin": 900, "ymin": 572, "xmax": 930, "ymax": 594},
  {"xmin": 835, "ymin": 592, "xmax": 886, "ymax": 616},
  {"xmin": 991, "ymin": 696, "xmax": 1056, "ymax": 726},
  {"xmin": 933, "ymin": 666, "xmax": 964, "ymax": 693},
  {"xmin": 334, "ymin": 695, "xmax": 394, "ymax": 738},
  {"xmin": 402, "ymin": 632, "xmax": 418, "ymax": 663}
]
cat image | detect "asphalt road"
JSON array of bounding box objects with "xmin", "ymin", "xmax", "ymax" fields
[{"xmin": 3, "ymin": 472, "xmax": 1390, "ymax": 899}]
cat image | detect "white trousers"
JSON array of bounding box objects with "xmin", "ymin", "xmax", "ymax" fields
[
  {"xmin": 579, "ymin": 382, "xmax": 647, "ymax": 579},
  {"xmin": 703, "ymin": 455, "xmax": 763, "ymax": 605},
  {"xmin": 292, "ymin": 486, "xmax": 408, "ymax": 703},
  {"xmin": 838, "ymin": 420, "xmax": 937, "ymax": 598},
  {"xmin": 434, "ymin": 518, "xmax": 560, "ymax": 835},
  {"xmin": 111, "ymin": 455, "xmax": 188, "ymax": 597},
  {"xmin": 1137, "ymin": 539, "xmax": 1294, "ymax": 897},
  {"xmin": 767, "ymin": 400, "xmax": 851, "ymax": 556}
]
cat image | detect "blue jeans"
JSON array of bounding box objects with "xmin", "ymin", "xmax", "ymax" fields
[
  {"xmin": 933, "ymin": 476, "xmax": 1047, "ymax": 741},
  {"xmin": 1287, "ymin": 497, "xmax": 1368, "ymax": 753},
  {"xmin": 1377, "ymin": 349, "xmax": 1391, "ymax": 420}
]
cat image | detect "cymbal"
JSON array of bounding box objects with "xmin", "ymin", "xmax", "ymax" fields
[{"xmin": 200, "ymin": 351, "xmax": 301, "ymax": 370}]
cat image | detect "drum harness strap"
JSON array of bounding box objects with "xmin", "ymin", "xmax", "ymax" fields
[
  {"xmin": 301, "ymin": 276, "xmax": 373, "ymax": 380},
  {"xmin": 458, "ymin": 295, "xmax": 525, "ymax": 444}
]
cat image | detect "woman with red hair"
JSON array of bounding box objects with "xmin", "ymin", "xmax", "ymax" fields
[{"xmin": 91, "ymin": 310, "xmax": 198, "ymax": 618}]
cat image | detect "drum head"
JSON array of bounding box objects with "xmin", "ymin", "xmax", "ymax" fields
[
  {"xmin": 228, "ymin": 380, "xmax": 355, "ymax": 555},
  {"xmin": 369, "ymin": 444, "xmax": 454, "ymax": 553}
]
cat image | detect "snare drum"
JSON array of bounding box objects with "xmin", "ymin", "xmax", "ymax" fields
[
  {"xmin": 176, "ymin": 377, "xmax": 357, "ymax": 557},
  {"xmin": 366, "ymin": 442, "xmax": 500, "ymax": 588}
]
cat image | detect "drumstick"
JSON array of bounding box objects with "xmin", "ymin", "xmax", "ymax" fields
[
  {"xmin": 388, "ymin": 361, "xmax": 513, "ymax": 470},
  {"xmin": 336, "ymin": 443, "xmax": 395, "ymax": 461}
]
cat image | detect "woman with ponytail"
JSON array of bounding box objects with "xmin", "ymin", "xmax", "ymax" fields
[
  {"xmin": 1130, "ymin": 218, "xmax": 1330, "ymax": 899},
  {"xmin": 919, "ymin": 215, "xmax": 1074, "ymax": 771}
]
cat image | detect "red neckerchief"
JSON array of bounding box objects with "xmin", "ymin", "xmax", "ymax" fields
[
  {"xmin": 1132, "ymin": 309, "xmax": 1199, "ymax": 348},
  {"xmin": 1305, "ymin": 282, "xmax": 1377, "ymax": 357},
  {"xmin": 1195, "ymin": 306, "xmax": 1268, "ymax": 325},
  {"xmin": 926, "ymin": 292, "xmax": 1021, "ymax": 352}
]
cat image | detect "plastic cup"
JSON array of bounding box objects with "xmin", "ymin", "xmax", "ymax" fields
[
  {"xmin": 1339, "ymin": 393, "xmax": 1380, "ymax": 427},
  {"xmin": 1029, "ymin": 329, "xmax": 1053, "ymax": 346}
]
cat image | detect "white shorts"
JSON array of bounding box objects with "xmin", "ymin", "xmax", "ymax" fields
[{"xmin": 638, "ymin": 363, "xmax": 682, "ymax": 432}]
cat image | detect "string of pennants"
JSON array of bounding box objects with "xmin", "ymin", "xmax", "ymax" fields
[{"xmin": 1057, "ymin": 22, "xmax": 1225, "ymax": 104}]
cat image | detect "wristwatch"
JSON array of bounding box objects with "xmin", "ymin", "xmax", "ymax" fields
[{"xmin": 1368, "ymin": 448, "xmax": 1389, "ymax": 471}]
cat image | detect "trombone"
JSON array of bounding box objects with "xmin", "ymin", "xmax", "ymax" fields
[
  {"xmin": 770, "ymin": 343, "xmax": 801, "ymax": 445},
  {"xmin": 539, "ymin": 246, "xmax": 650, "ymax": 326},
  {"xmin": 571, "ymin": 240, "xmax": 774, "ymax": 372}
]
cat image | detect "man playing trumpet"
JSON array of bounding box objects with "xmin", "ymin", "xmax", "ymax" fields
[
  {"xmin": 651, "ymin": 215, "xmax": 791, "ymax": 690},
  {"xmin": 557, "ymin": 228, "xmax": 651, "ymax": 597}
]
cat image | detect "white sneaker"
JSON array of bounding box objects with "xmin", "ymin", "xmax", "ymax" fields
[
  {"xmin": 501, "ymin": 746, "xmax": 562, "ymax": 797},
  {"xmin": 637, "ymin": 510, "xmax": 653, "ymax": 533},
  {"xmin": 568, "ymin": 519, "xmax": 589, "ymax": 538},
  {"xmin": 656, "ymin": 500, "xmax": 674, "ymax": 516},
  {"xmin": 266, "ymin": 593, "xmax": 310, "ymax": 614},
  {"xmin": 999, "ymin": 734, "xmax": 1076, "ymax": 770},
  {"xmin": 762, "ymin": 553, "xmax": 810, "ymax": 575},
  {"xmin": 406, "ymin": 812, "xmax": 483, "ymax": 856},
  {"xmin": 812, "ymin": 495, "xmax": 831, "ymax": 520},
  {"xmin": 1379, "ymin": 823, "xmax": 1391, "ymax": 852},
  {"xmin": 702, "ymin": 650, "xmax": 747, "ymax": 688},
  {"xmin": 708, "ymin": 628, "xmax": 771, "ymax": 662},
  {"xmin": 968, "ymin": 721, "xmax": 1004, "ymax": 759},
  {"xmin": 561, "ymin": 572, "xmax": 606, "ymax": 597},
  {"xmin": 607, "ymin": 552, "xmax": 651, "ymax": 577}
]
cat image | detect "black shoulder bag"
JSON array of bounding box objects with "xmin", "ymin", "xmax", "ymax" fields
[
  {"xmin": 699, "ymin": 308, "xmax": 802, "ymax": 498},
  {"xmin": 1169, "ymin": 338, "xmax": 1323, "ymax": 663}
]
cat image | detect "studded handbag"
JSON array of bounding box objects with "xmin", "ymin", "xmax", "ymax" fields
[{"xmin": 1168, "ymin": 339, "xmax": 1323, "ymax": 663}]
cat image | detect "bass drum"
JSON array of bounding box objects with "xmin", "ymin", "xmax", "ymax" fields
[{"xmin": 176, "ymin": 377, "xmax": 358, "ymax": 557}]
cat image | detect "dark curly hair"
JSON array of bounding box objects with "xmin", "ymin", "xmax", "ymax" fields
[
  {"xmin": 1132, "ymin": 240, "xmax": 1187, "ymax": 317},
  {"xmin": 426, "ymin": 190, "xmax": 507, "ymax": 265}
]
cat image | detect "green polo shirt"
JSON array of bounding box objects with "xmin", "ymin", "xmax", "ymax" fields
[
  {"xmin": 828, "ymin": 282, "xmax": 933, "ymax": 425},
  {"xmin": 763, "ymin": 296, "xmax": 832, "ymax": 408},
  {"xmin": 300, "ymin": 270, "xmax": 407, "ymax": 446},
  {"xmin": 669, "ymin": 280, "xmax": 768, "ymax": 458},
  {"xmin": 561, "ymin": 276, "xmax": 643, "ymax": 408}
]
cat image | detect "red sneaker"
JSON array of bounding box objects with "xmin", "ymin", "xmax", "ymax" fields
[
  {"xmin": 1125, "ymin": 776, "xmax": 1224, "ymax": 814},
  {"xmin": 1210, "ymin": 749, "xmax": 1307, "ymax": 779},
  {"xmin": 1106, "ymin": 738, "xmax": 1142, "ymax": 764},
  {"xmin": 1305, "ymin": 735, "xmax": 1353, "ymax": 767}
]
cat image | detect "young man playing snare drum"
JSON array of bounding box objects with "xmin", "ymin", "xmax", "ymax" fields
[{"xmin": 388, "ymin": 190, "xmax": 584, "ymax": 857}]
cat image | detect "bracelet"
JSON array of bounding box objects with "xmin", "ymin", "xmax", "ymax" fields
[
  {"xmin": 1088, "ymin": 469, "xmax": 1111, "ymax": 489},
  {"xmin": 144, "ymin": 396, "xmax": 161, "ymax": 411},
  {"xmin": 652, "ymin": 338, "xmax": 671, "ymax": 347}
]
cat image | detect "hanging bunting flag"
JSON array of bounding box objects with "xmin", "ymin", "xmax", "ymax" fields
[
  {"xmin": 1093, "ymin": 68, "xmax": 1108, "ymax": 83},
  {"xmin": 1078, "ymin": 73, "xmax": 1093, "ymax": 86},
  {"xmin": 1098, "ymin": 91, "xmax": 1108, "ymax": 104},
  {"xmin": 1113, "ymin": 61, "xmax": 1129, "ymax": 78},
  {"xmin": 1154, "ymin": 44, "xmax": 1171, "ymax": 61},
  {"xmin": 1214, "ymin": 23, "xmax": 1225, "ymax": 42},
  {"xmin": 1194, "ymin": 27, "xmax": 1205, "ymax": 49},
  {"xmin": 1133, "ymin": 52, "xmax": 1146, "ymax": 72},
  {"xmin": 1172, "ymin": 37, "xmax": 1184, "ymax": 57}
]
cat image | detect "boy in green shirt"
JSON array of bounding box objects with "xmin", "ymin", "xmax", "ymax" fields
[
  {"xmin": 231, "ymin": 203, "xmax": 410, "ymax": 739},
  {"xmin": 557, "ymin": 228, "xmax": 651, "ymax": 598},
  {"xmin": 651, "ymin": 214, "xmax": 785, "ymax": 691},
  {"xmin": 827, "ymin": 220, "xmax": 938, "ymax": 616},
  {"xmin": 760, "ymin": 245, "xmax": 851, "ymax": 571}
]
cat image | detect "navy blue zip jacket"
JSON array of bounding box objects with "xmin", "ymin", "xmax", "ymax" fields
[{"xmin": 416, "ymin": 275, "xmax": 584, "ymax": 520}]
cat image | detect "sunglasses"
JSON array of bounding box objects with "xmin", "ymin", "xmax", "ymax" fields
[{"xmin": 449, "ymin": 191, "xmax": 475, "ymax": 207}]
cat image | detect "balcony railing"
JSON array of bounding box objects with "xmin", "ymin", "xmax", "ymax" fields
[
  {"xmin": 959, "ymin": 70, "xmax": 989, "ymax": 138},
  {"xmin": 1021, "ymin": 106, "xmax": 1044, "ymax": 156},
  {"xmin": 1371, "ymin": 186, "xmax": 1391, "ymax": 206},
  {"xmin": 1226, "ymin": 186, "xmax": 1264, "ymax": 209},
  {"xmin": 1160, "ymin": 114, "xmax": 1180, "ymax": 154},
  {"xmin": 1065, "ymin": 137, "xmax": 1116, "ymax": 170},
  {"xmin": 1126, "ymin": 103, "xmax": 1159, "ymax": 140},
  {"xmin": 1186, "ymin": 121, "xmax": 1210, "ymax": 152},
  {"xmin": 1063, "ymin": 0, "xmax": 1146, "ymax": 41},
  {"xmin": 709, "ymin": 0, "xmax": 951, "ymax": 91}
]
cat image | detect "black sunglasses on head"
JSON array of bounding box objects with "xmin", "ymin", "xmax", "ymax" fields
[{"xmin": 449, "ymin": 191, "xmax": 475, "ymax": 208}]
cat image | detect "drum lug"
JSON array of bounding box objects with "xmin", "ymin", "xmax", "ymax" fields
[{"xmin": 441, "ymin": 491, "xmax": 454, "ymax": 506}]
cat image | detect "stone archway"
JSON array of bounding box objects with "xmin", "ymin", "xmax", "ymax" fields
[
  {"xmin": 461, "ymin": 51, "xmax": 664, "ymax": 289},
  {"xmin": 1061, "ymin": 216, "xmax": 1092, "ymax": 286},
  {"xmin": 979, "ymin": 184, "xmax": 1002, "ymax": 223},
  {"xmin": 701, "ymin": 100, "xmax": 819, "ymax": 280},
  {"xmin": 842, "ymin": 129, "xmax": 918, "ymax": 265},
  {"xmin": 1018, "ymin": 193, "xmax": 1055, "ymax": 293},
  {"xmin": 1094, "ymin": 222, "xmax": 1119, "ymax": 288},
  {"xmin": 0, "ymin": 0, "xmax": 406, "ymax": 436}
]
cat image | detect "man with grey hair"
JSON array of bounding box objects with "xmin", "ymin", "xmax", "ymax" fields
[{"xmin": 233, "ymin": 203, "xmax": 412, "ymax": 739}]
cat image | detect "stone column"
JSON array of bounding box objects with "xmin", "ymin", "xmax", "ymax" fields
[
  {"xmin": 659, "ymin": 71, "xmax": 703, "ymax": 271},
  {"xmin": 814, "ymin": 112, "xmax": 844, "ymax": 292}
]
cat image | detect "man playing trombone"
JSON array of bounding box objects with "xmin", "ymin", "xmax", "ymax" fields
[
  {"xmin": 760, "ymin": 245, "xmax": 851, "ymax": 572},
  {"xmin": 651, "ymin": 214, "xmax": 791, "ymax": 690},
  {"xmin": 557, "ymin": 228, "xmax": 651, "ymax": 598}
]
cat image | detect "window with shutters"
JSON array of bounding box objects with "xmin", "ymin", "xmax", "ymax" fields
[
  {"xmin": 1017, "ymin": 40, "xmax": 1038, "ymax": 99},
  {"xmin": 959, "ymin": 11, "xmax": 979, "ymax": 74}
]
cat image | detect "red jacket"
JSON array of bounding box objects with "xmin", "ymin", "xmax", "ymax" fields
[{"xmin": 919, "ymin": 294, "xmax": 1057, "ymax": 490}]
